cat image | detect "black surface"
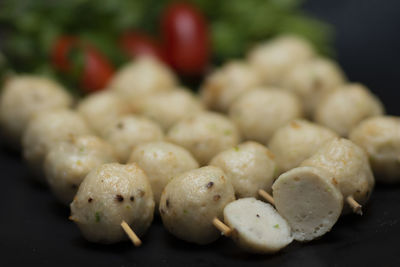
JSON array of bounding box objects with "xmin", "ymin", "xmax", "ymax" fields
[{"xmin": 2, "ymin": 0, "xmax": 400, "ymax": 266}]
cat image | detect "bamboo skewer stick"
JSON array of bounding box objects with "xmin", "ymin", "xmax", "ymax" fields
[
  {"xmin": 346, "ymin": 195, "xmax": 363, "ymax": 215},
  {"xmin": 212, "ymin": 218, "xmax": 232, "ymax": 237},
  {"xmin": 258, "ymin": 189, "xmax": 275, "ymax": 206},
  {"xmin": 121, "ymin": 220, "xmax": 142, "ymax": 247}
]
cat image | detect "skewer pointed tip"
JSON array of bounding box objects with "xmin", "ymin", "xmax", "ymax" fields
[{"xmin": 346, "ymin": 195, "xmax": 363, "ymax": 216}]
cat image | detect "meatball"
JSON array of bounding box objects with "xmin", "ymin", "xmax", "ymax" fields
[
  {"xmin": 159, "ymin": 166, "xmax": 235, "ymax": 244},
  {"xmin": 167, "ymin": 112, "xmax": 240, "ymax": 165},
  {"xmin": 349, "ymin": 116, "xmax": 400, "ymax": 184},
  {"xmin": 0, "ymin": 75, "xmax": 72, "ymax": 147},
  {"xmin": 128, "ymin": 141, "xmax": 199, "ymax": 206},
  {"xmin": 77, "ymin": 90, "xmax": 131, "ymax": 136},
  {"xmin": 210, "ymin": 141, "xmax": 277, "ymax": 198},
  {"xmin": 44, "ymin": 135, "xmax": 117, "ymax": 205},
  {"xmin": 229, "ymin": 88, "xmax": 303, "ymax": 144},
  {"xmin": 138, "ymin": 88, "xmax": 203, "ymax": 130},
  {"xmin": 272, "ymin": 166, "xmax": 343, "ymax": 242},
  {"xmin": 300, "ymin": 138, "xmax": 375, "ymax": 214},
  {"xmin": 200, "ymin": 61, "xmax": 262, "ymax": 112},
  {"xmin": 70, "ymin": 163, "xmax": 155, "ymax": 244},
  {"xmin": 248, "ymin": 35, "xmax": 314, "ymax": 85},
  {"xmin": 281, "ymin": 57, "xmax": 346, "ymax": 116},
  {"xmin": 314, "ymin": 83, "xmax": 384, "ymax": 136},
  {"xmin": 102, "ymin": 115, "xmax": 164, "ymax": 163},
  {"xmin": 268, "ymin": 119, "xmax": 338, "ymax": 174},
  {"xmin": 223, "ymin": 198, "xmax": 293, "ymax": 254},
  {"xmin": 110, "ymin": 57, "xmax": 177, "ymax": 110},
  {"xmin": 23, "ymin": 109, "xmax": 92, "ymax": 183}
]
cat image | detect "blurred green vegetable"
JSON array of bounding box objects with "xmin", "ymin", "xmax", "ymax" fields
[{"xmin": 0, "ymin": 0, "xmax": 333, "ymax": 81}]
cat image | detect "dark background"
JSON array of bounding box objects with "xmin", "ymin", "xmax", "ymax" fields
[{"xmin": 1, "ymin": 0, "xmax": 400, "ymax": 266}]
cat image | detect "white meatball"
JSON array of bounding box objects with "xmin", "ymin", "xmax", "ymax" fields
[
  {"xmin": 281, "ymin": 57, "xmax": 346, "ymax": 116},
  {"xmin": 70, "ymin": 163, "xmax": 155, "ymax": 244},
  {"xmin": 229, "ymin": 88, "xmax": 303, "ymax": 144},
  {"xmin": 77, "ymin": 90, "xmax": 131, "ymax": 136},
  {"xmin": 102, "ymin": 115, "xmax": 164, "ymax": 163},
  {"xmin": 200, "ymin": 61, "xmax": 262, "ymax": 112},
  {"xmin": 248, "ymin": 35, "xmax": 314, "ymax": 85},
  {"xmin": 210, "ymin": 141, "xmax": 277, "ymax": 198},
  {"xmin": 138, "ymin": 88, "xmax": 203, "ymax": 130},
  {"xmin": 44, "ymin": 135, "xmax": 117, "ymax": 205},
  {"xmin": 167, "ymin": 112, "xmax": 240, "ymax": 165},
  {"xmin": 0, "ymin": 75, "xmax": 72, "ymax": 146},
  {"xmin": 349, "ymin": 116, "xmax": 400, "ymax": 183},
  {"xmin": 268, "ymin": 119, "xmax": 338, "ymax": 173},
  {"xmin": 314, "ymin": 83, "xmax": 384, "ymax": 136},
  {"xmin": 159, "ymin": 166, "xmax": 235, "ymax": 244},
  {"xmin": 272, "ymin": 166, "xmax": 343, "ymax": 242},
  {"xmin": 110, "ymin": 57, "xmax": 177, "ymax": 110},
  {"xmin": 224, "ymin": 198, "xmax": 293, "ymax": 254},
  {"xmin": 23, "ymin": 109, "xmax": 92, "ymax": 183},
  {"xmin": 301, "ymin": 138, "xmax": 375, "ymax": 214},
  {"xmin": 128, "ymin": 141, "xmax": 199, "ymax": 206}
]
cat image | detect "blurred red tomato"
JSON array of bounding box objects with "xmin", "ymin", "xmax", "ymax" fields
[
  {"xmin": 51, "ymin": 36, "xmax": 114, "ymax": 93},
  {"xmin": 161, "ymin": 2, "xmax": 210, "ymax": 75},
  {"xmin": 119, "ymin": 32, "xmax": 166, "ymax": 62}
]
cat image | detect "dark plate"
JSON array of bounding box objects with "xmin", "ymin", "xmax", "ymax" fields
[{"xmin": 1, "ymin": 0, "xmax": 400, "ymax": 266}]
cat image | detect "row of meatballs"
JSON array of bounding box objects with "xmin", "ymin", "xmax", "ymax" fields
[{"xmin": 0, "ymin": 35, "xmax": 399, "ymax": 254}]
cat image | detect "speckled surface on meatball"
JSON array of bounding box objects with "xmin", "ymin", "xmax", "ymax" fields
[
  {"xmin": 300, "ymin": 138, "xmax": 375, "ymax": 214},
  {"xmin": 248, "ymin": 35, "xmax": 315, "ymax": 85},
  {"xmin": 138, "ymin": 88, "xmax": 203, "ymax": 130},
  {"xmin": 281, "ymin": 57, "xmax": 346, "ymax": 116},
  {"xmin": 109, "ymin": 57, "xmax": 177, "ymax": 110},
  {"xmin": 44, "ymin": 135, "xmax": 118, "ymax": 205},
  {"xmin": 167, "ymin": 111, "xmax": 240, "ymax": 165},
  {"xmin": 70, "ymin": 163, "xmax": 155, "ymax": 244},
  {"xmin": 128, "ymin": 141, "xmax": 199, "ymax": 206},
  {"xmin": 229, "ymin": 88, "xmax": 303, "ymax": 144},
  {"xmin": 314, "ymin": 83, "xmax": 384, "ymax": 137},
  {"xmin": 77, "ymin": 90, "xmax": 131, "ymax": 136},
  {"xmin": 200, "ymin": 61, "xmax": 262, "ymax": 112},
  {"xmin": 268, "ymin": 119, "xmax": 338, "ymax": 174},
  {"xmin": 0, "ymin": 75, "xmax": 72, "ymax": 147},
  {"xmin": 210, "ymin": 141, "xmax": 277, "ymax": 198},
  {"xmin": 22, "ymin": 109, "xmax": 92, "ymax": 183},
  {"xmin": 159, "ymin": 166, "xmax": 235, "ymax": 245},
  {"xmin": 102, "ymin": 115, "xmax": 164, "ymax": 163},
  {"xmin": 349, "ymin": 116, "xmax": 400, "ymax": 183}
]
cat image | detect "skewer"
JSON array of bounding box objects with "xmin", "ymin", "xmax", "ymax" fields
[
  {"xmin": 258, "ymin": 189, "xmax": 275, "ymax": 206},
  {"xmin": 121, "ymin": 220, "xmax": 142, "ymax": 247},
  {"xmin": 346, "ymin": 195, "xmax": 363, "ymax": 215},
  {"xmin": 212, "ymin": 218, "xmax": 232, "ymax": 237}
]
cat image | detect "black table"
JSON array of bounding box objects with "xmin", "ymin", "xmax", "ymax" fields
[{"xmin": 2, "ymin": 0, "xmax": 400, "ymax": 266}]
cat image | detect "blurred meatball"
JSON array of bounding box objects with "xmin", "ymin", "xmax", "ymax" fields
[
  {"xmin": 102, "ymin": 115, "xmax": 164, "ymax": 163},
  {"xmin": 129, "ymin": 141, "xmax": 199, "ymax": 206},
  {"xmin": 70, "ymin": 163, "xmax": 154, "ymax": 243},
  {"xmin": 350, "ymin": 116, "xmax": 400, "ymax": 183},
  {"xmin": 314, "ymin": 83, "xmax": 384, "ymax": 136},
  {"xmin": 138, "ymin": 88, "xmax": 203, "ymax": 130},
  {"xmin": 229, "ymin": 88, "xmax": 303, "ymax": 144},
  {"xmin": 0, "ymin": 75, "xmax": 72, "ymax": 147},
  {"xmin": 77, "ymin": 90, "xmax": 131, "ymax": 135},
  {"xmin": 23, "ymin": 109, "xmax": 92, "ymax": 183},
  {"xmin": 167, "ymin": 111, "xmax": 240, "ymax": 165},
  {"xmin": 281, "ymin": 57, "xmax": 346, "ymax": 116},
  {"xmin": 200, "ymin": 61, "xmax": 262, "ymax": 112},
  {"xmin": 45, "ymin": 135, "xmax": 117, "ymax": 205}
]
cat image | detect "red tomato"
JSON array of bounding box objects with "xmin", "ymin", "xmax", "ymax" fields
[
  {"xmin": 51, "ymin": 36, "xmax": 114, "ymax": 93},
  {"xmin": 51, "ymin": 36, "xmax": 78, "ymax": 71},
  {"xmin": 161, "ymin": 2, "xmax": 210, "ymax": 75},
  {"xmin": 80, "ymin": 45, "xmax": 115, "ymax": 93},
  {"xmin": 119, "ymin": 32, "xmax": 166, "ymax": 62}
]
